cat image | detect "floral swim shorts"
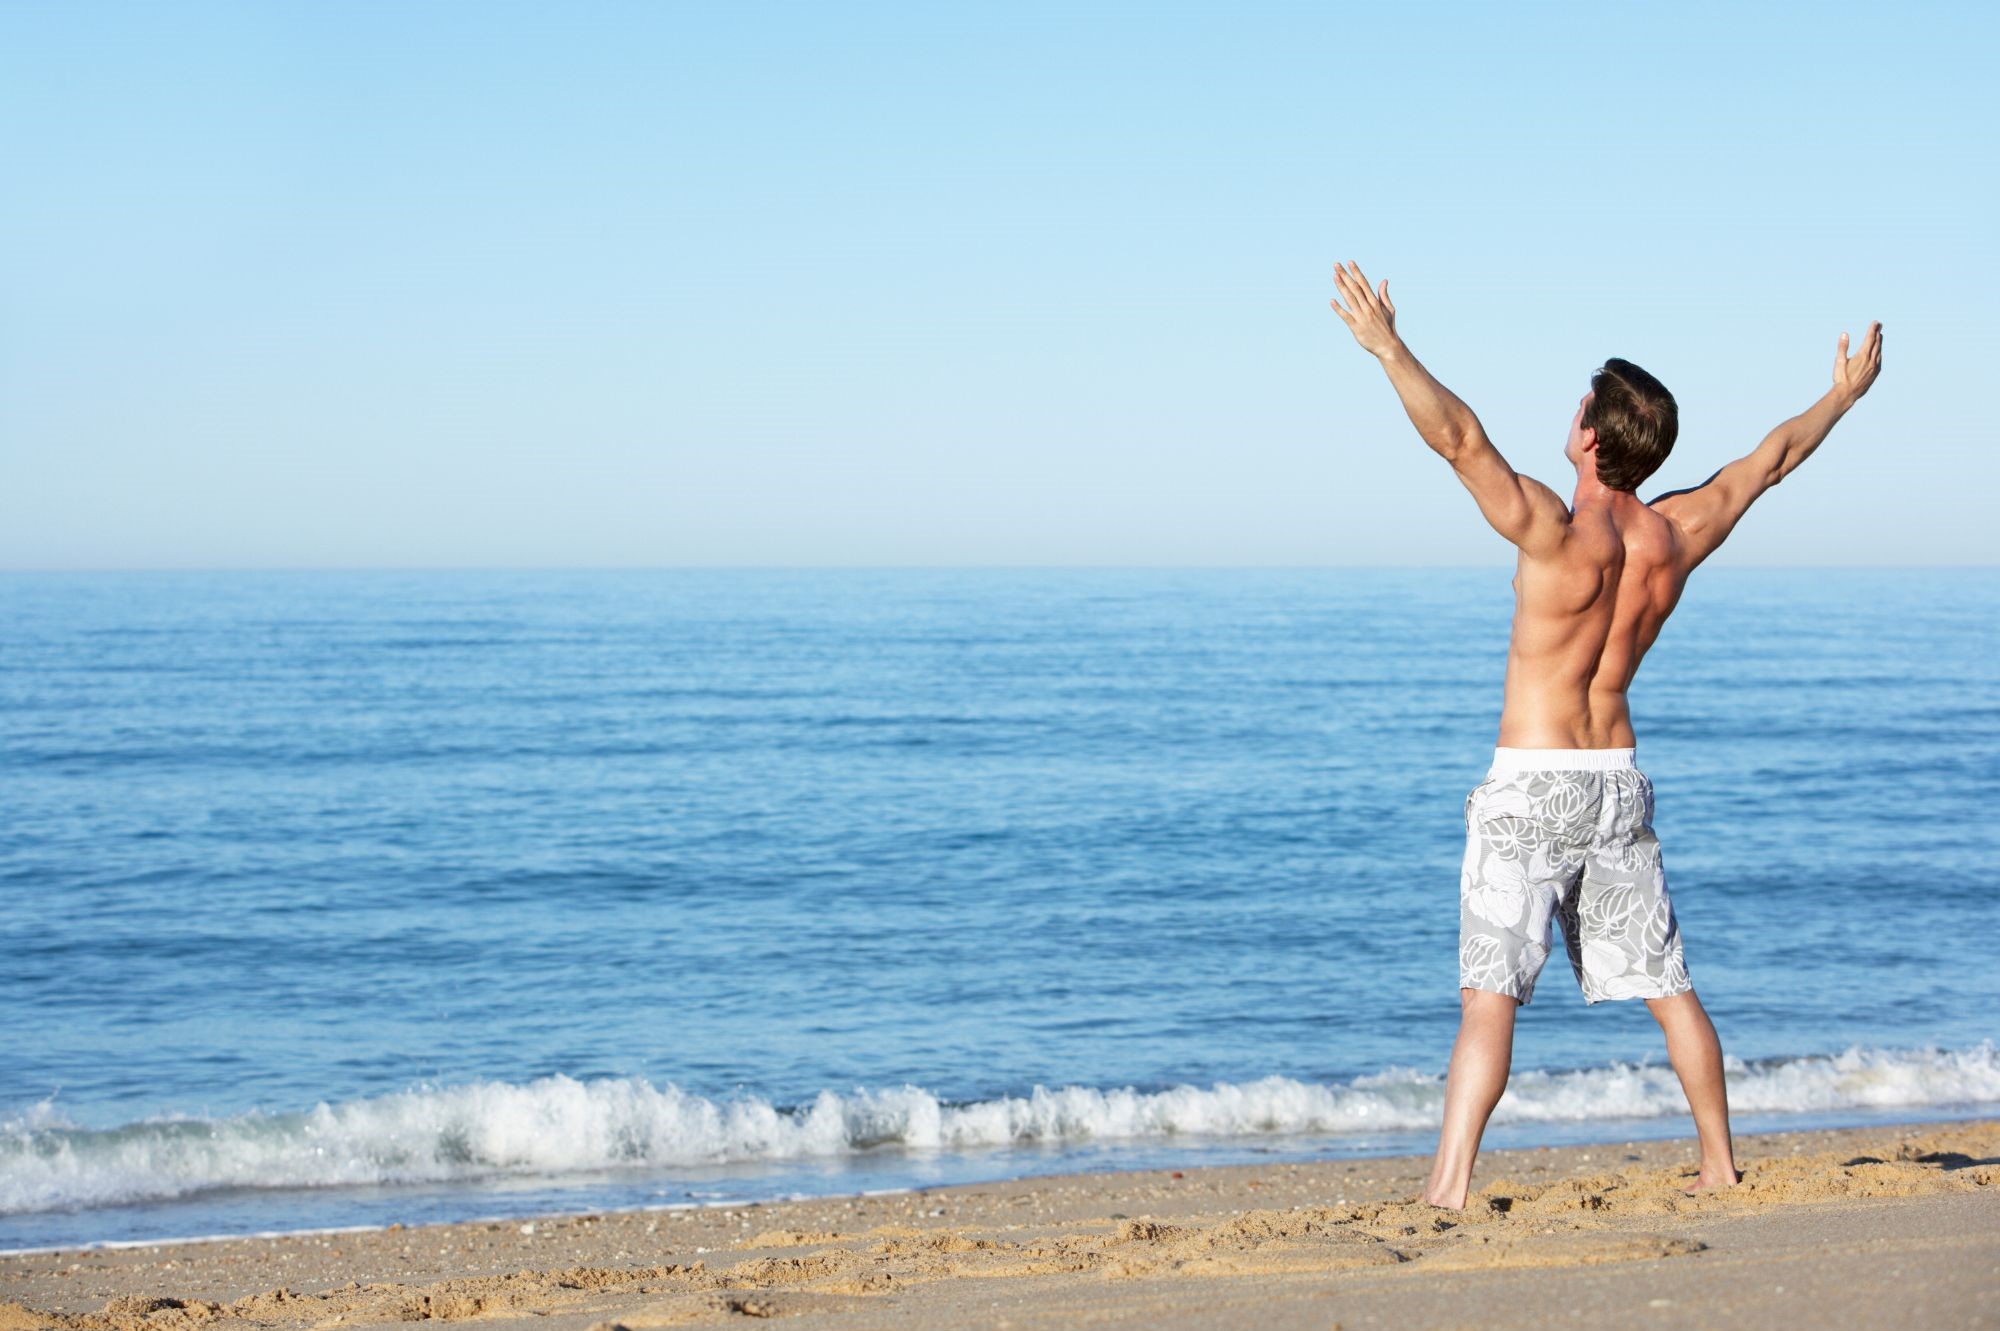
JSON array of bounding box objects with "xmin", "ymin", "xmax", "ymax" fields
[{"xmin": 1459, "ymin": 747, "xmax": 1693, "ymax": 1006}]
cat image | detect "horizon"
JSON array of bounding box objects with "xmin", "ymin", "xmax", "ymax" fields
[{"xmin": 5, "ymin": 561, "xmax": 1990, "ymax": 575}]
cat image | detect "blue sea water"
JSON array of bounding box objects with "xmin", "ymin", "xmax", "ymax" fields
[{"xmin": 2, "ymin": 568, "xmax": 1996, "ymax": 1251}]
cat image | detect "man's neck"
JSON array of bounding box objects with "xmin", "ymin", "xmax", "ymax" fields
[{"xmin": 1570, "ymin": 468, "xmax": 1633, "ymax": 511}]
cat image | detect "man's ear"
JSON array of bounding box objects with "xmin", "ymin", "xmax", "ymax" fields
[{"xmin": 1579, "ymin": 426, "xmax": 1598, "ymax": 453}]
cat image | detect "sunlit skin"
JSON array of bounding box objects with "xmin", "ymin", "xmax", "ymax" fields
[{"xmin": 1329, "ymin": 261, "xmax": 1883, "ymax": 1207}]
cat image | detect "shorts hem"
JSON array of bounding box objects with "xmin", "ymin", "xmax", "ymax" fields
[
  {"xmin": 1581, "ymin": 979, "xmax": 1695, "ymax": 1006},
  {"xmin": 1460, "ymin": 979, "xmax": 1535, "ymax": 1006}
]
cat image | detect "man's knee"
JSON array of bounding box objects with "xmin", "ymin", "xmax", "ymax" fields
[{"xmin": 1644, "ymin": 986, "xmax": 1709, "ymax": 1028}]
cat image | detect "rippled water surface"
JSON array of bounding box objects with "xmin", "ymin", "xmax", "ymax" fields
[{"xmin": 3, "ymin": 569, "xmax": 1995, "ymax": 1247}]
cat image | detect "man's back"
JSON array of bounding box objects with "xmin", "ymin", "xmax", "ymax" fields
[
  {"xmin": 1497, "ymin": 496, "xmax": 1689, "ymax": 750},
  {"xmin": 1328, "ymin": 259, "xmax": 1878, "ymax": 749}
]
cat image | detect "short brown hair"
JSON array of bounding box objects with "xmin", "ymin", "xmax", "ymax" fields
[{"xmin": 1582, "ymin": 359, "xmax": 1678, "ymax": 492}]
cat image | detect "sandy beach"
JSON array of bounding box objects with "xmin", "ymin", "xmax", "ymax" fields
[{"xmin": 4, "ymin": 1117, "xmax": 1995, "ymax": 1330}]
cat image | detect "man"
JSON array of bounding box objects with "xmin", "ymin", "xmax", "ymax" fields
[{"xmin": 1327, "ymin": 260, "xmax": 1883, "ymax": 1207}]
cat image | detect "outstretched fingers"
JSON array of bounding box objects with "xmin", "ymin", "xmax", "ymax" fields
[
  {"xmin": 1331, "ymin": 260, "xmax": 1398, "ymax": 347},
  {"xmin": 1333, "ymin": 263, "xmax": 1360, "ymax": 307},
  {"xmin": 1841, "ymin": 321, "xmax": 1884, "ymax": 362},
  {"xmin": 1344, "ymin": 260, "xmax": 1379, "ymax": 311},
  {"xmin": 1833, "ymin": 321, "xmax": 1885, "ymax": 397},
  {"xmin": 1339, "ymin": 260, "xmax": 1396, "ymax": 319},
  {"xmin": 1329, "ymin": 267, "xmax": 1356, "ymax": 322}
]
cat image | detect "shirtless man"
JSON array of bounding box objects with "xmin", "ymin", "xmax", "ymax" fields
[{"xmin": 1327, "ymin": 260, "xmax": 1883, "ymax": 1207}]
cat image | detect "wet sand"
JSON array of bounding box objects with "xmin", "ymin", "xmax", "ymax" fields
[{"xmin": 4, "ymin": 1117, "xmax": 1996, "ymax": 1330}]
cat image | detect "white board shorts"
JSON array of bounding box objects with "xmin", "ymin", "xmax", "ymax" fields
[{"xmin": 1460, "ymin": 747, "xmax": 1694, "ymax": 1006}]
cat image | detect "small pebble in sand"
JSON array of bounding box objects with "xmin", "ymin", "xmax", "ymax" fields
[{"xmin": 519, "ymin": 1223, "xmax": 536, "ymax": 1236}]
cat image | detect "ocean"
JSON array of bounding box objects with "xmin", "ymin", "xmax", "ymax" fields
[{"xmin": 3, "ymin": 568, "xmax": 1996, "ymax": 1251}]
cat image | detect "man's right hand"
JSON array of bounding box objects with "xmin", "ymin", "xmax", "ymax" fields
[{"xmin": 1833, "ymin": 321, "xmax": 1884, "ymax": 404}]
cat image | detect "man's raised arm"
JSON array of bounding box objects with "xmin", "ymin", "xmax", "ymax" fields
[
  {"xmin": 1329, "ymin": 261, "xmax": 1570, "ymax": 557},
  {"xmin": 1649, "ymin": 321, "xmax": 1883, "ymax": 570}
]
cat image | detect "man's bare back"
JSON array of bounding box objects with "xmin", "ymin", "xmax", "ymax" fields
[
  {"xmin": 1326, "ymin": 260, "xmax": 1882, "ymax": 751},
  {"xmin": 1327, "ymin": 259, "xmax": 1882, "ymax": 1209},
  {"xmin": 1499, "ymin": 490, "xmax": 1684, "ymax": 749},
  {"xmin": 1498, "ymin": 364, "xmax": 1881, "ymax": 747}
]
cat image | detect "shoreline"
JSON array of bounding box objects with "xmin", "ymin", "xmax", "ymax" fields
[
  {"xmin": 5, "ymin": 1115, "xmax": 1995, "ymax": 1329},
  {"xmin": 7, "ymin": 1101, "xmax": 1996, "ymax": 1259}
]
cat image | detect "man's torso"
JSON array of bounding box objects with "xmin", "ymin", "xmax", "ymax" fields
[{"xmin": 1496, "ymin": 497, "xmax": 1693, "ymax": 749}]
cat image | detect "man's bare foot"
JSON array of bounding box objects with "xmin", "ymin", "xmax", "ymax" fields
[
  {"xmin": 1681, "ymin": 1166, "xmax": 1742, "ymax": 1196},
  {"xmin": 1420, "ymin": 1191, "xmax": 1466, "ymax": 1211}
]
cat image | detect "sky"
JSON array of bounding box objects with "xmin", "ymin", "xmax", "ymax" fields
[{"xmin": 1, "ymin": 1, "xmax": 1993, "ymax": 569}]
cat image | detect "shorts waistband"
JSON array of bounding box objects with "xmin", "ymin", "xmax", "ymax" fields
[{"xmin": 1489, "ymin": 746, "xmax": 1637, "ymax": 775}]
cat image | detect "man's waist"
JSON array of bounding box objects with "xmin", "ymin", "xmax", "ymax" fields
[{"xmin": 1489, "ymin": 746, "xmax": 1637, "ymax": 775}]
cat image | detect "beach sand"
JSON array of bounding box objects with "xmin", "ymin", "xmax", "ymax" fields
[{"xmin": 4, "ymin": 1117, "xmax": 1995, "ymax": 1330}]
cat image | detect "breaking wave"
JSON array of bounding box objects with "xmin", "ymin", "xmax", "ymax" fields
[{"xmin": 5, "ymin": 1040, "xmax": 1994, "ymax": 1215}]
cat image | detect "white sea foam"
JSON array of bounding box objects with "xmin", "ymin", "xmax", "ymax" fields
[{"xmin": 3, "ymin": 1040, "xmax": 1993, "ymax": 1216}]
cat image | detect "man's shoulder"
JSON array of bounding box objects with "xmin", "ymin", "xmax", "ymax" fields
[
  {"xmin": 1644, "ymin": 488, "xmax": 1702, "ymax": 540},
  {"xmin": 1517, "ymin": 506, "xmax": 1685, "ymax": 584}
]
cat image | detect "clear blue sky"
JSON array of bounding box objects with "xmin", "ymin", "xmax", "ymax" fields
[{"xmin": 1, "ymin": 1, "xmax": 1991, "ymax": 568}]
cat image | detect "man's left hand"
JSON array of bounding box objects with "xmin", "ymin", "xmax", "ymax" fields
[{"xmin": 1330, "ymin": 260, "xmax": 1402, "ymax": 358}]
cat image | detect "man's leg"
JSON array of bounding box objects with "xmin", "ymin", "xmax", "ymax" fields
[
  {"xmin": 1422, "ymin": 987, "xmax": 1519, "ymax": 1209},
  {"xmin": 1645, "ymin": 989, "xmax": 1741, "ymax": 1191}
]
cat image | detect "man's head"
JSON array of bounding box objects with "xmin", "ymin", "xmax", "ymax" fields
[{"xmin": 1567, "ymin": 359, "xmax": 1678, "ymax": 492}]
